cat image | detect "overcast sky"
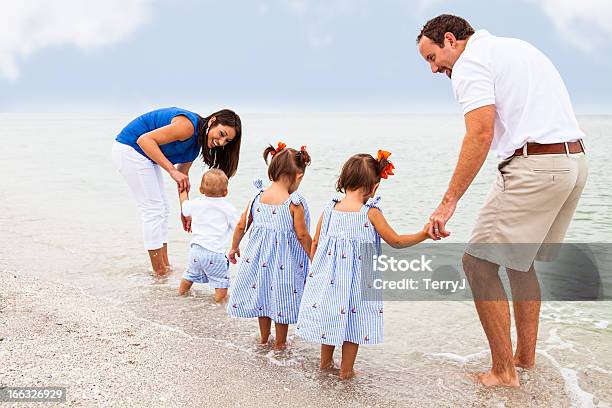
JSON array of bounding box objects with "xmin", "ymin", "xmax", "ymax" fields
[{"xmin": 1, "ymin": 0, "xmax": 610, "ymax": 113}]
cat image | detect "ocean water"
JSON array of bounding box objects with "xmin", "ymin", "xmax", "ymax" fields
[{"xmin": 1, "ymin": 112, "xmax": 611, "ymax": 407}]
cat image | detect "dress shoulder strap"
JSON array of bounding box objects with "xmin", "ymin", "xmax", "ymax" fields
[
  {"xmin": 362, "ymin": 195, "xmax": 382, "ymax": 253},
  {"xmin": 246, "ymin": 178, "xmax": 265, "ymax": 230},
  {"xmin": 360, "ymin": 195, "xmax": 382, "ymax": 213},
  {"xmin": 320, "ymin": 196, "xmax": 340, "ymax": 236},
  {"xmin": 289, "ymin": 191, "xmax": 311, "ymax": 232}
]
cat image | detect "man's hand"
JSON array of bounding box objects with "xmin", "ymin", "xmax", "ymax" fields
[
  {"xmin": 228, "ymin": 248, "xmax": 241, "ymax": 264},
  {"xmin": 426, "ymin": 105, "xmax": 495, "ymax": 241},
  {"xmin": 181, "ymin": 214, "xmax": 192, "ymax": 232},
  {"xmin": 428, "ymin": 199, "xmax": 457, "ymax": 240}
]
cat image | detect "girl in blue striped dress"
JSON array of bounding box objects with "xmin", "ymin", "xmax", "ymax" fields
[
  {"xmin": 296, "ymin": 151, "xmax": 430, "ymax": 379},
  {"xmin": 228, "ymin": 143, "xmax": 313, "ymax": 350}
]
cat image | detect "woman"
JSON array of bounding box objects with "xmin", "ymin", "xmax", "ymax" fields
[{"xmin": 111, "ymin": 107, "xmax": 242, "ymax": 276}]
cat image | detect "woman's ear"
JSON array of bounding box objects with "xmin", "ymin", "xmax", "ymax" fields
[
  {"xmin": 296, "ymin": 173, "xmax": 304, "ymax": 183},
  {"xmin": 207, "ymin": 116, "xmax": 216, "ymax": 133}
]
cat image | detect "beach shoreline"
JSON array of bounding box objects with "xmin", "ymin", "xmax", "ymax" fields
[{"xmin": 0, "ymin": 269, "xmax": 394, "ymax": 407}]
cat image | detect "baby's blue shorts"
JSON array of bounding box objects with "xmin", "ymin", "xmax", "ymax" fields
[{"xmin": 183, "ymin": 244, "xmax": 230, "ymax": 289}]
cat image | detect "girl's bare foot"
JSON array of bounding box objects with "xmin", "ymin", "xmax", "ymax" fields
[
  {"xmin": 476, "ymin": 370, "xmax": 520, "ymax": 387},
  {"xmin": 320, "ymin": 360, "xmax": 335, "ymax": 371},
  {"xmin": 339, "ymin": 369, "xmax": 356, "ymax": 380}
]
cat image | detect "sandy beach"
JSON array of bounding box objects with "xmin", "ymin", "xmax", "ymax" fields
[{"xmin": 1, "ymin": 268, "xmax": 397, "ymax": 407}]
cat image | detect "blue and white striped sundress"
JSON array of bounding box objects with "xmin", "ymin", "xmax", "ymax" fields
[
  {"xmin": 296, "ymin": 196, "xmax": 383, "ymax": 346},
  {"xmin": 228, "ymin": 179, "xmax": 311, "ymax": 324}
]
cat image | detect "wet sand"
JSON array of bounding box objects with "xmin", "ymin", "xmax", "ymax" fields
[{"xmin": 0, "ymin": 270, "xmax": 392, "ymax": 407}]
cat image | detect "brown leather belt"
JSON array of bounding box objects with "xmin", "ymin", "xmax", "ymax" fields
[{"xmin": 512, "ymin": 140, "xmax": 585, "ymax": 157}]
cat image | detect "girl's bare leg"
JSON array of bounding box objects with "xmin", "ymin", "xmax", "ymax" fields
[
  {"xmin": 147, "ymin": 247, "xmax": 167, "ymax": 276},
  {"xmin": 178, "ymin": 279, "xmax": 193, "ymax": 295},
  {"xmin": 258, "ymin": 317, "xmax": 272, "ymax": 344},
  {"xmin": 320, "ymin": 344, "xmax": 336, "ymax": 370},
  {"xmin": 274, "ymin": 323, "xmax": 289, "ymax": 350},
  {"xmin": 339, "ymin": 342, "xmax": 359, "ymax": 380},
  {"xmin": 213, "ymin": 288, "xmax": 228, "ymax": 303}
]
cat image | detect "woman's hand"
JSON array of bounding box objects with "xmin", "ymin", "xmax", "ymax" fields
[
  {"xmin": 228, "ymin": 248, "xmax": 240, "ymax": 264},
  {"xmin": 170, "ymin": 168, "xmax": 190, "ymax": 193},
  {"xmin": 181, "ymin": 213, "xmax": 192, "ymax": 232}
]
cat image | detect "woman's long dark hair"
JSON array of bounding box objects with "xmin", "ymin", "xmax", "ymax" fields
[{"xmin": 197, "ymin": 109, "xmax": 242, "ymax": 178}]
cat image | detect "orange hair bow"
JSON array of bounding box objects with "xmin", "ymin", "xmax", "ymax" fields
[
  {"xmin": 376, "ymin": 149, "xmax": 395, "ymax": 179},
  {"xmin": 270, "ymin": 141, "xmax": 286, "ymax": 156}
]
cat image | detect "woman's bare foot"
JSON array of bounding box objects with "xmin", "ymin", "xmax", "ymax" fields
[
  {"xmin": 273, "ymin": 342, "xmax": 287, "ymax": 351},
  {"xmin": 151, "ymin": 267, "xmax": 168, "ymax": 277},
  {"xmin": 476, "ymin": 370, "xmax": 520, "ymax": 387}
]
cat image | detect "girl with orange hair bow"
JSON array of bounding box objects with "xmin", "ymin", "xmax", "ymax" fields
[
  {"xmin": 296, "ymin": 150, "xmax": 430, "ymax": 379},
  {"xmin": 227, "ymin": 142, "xmax": 313, "ymax": 350}
]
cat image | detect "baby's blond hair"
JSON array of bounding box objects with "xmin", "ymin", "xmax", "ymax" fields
[{"xmin": 199, "ymin": 169, "xmax": 228, "ymax": 197}]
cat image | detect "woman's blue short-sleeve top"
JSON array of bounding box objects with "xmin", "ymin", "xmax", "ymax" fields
[{"xmin": 115, "ymin": 107, "xmax": 201, "ymax": 164}]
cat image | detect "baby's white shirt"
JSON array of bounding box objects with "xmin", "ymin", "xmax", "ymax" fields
[{"xmin": 181, "ymin": 196, "xmax": 239, "ymax": 254}]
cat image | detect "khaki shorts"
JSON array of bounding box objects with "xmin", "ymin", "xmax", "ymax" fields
[{"xmin": 466, "ymin": 152, "xmax": 588, "ymax": 271}]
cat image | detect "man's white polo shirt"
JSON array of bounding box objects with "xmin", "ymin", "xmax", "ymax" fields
[{"xmin": 451, "ymin": 30, "xmax": 584, "ymax": 158}]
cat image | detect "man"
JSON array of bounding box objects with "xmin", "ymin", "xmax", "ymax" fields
[{"xmin": 416, "ymin": 14, "xmax": 588, "ymax": 387}]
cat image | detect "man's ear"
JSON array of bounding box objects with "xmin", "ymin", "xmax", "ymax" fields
[
  {"xmin": 444, "ymin": 32, "xmax": 457, "ymax": 47},
  {"xmin": 296, "ymin": 173, "xmax": 304, "ymax": 182},
  {"xmin": 200, "ymin": 186, "xmax": 205, "ymax": 194}
]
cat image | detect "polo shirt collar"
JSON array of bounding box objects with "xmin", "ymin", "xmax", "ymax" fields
[{"xmin": 465, "ymin": 29, "xmax": 491, "ymax": 50}]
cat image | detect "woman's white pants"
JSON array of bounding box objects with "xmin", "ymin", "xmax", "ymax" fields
[{"xmin": 112, "ymin": 141, "xmax": 169, "ymax": 250}]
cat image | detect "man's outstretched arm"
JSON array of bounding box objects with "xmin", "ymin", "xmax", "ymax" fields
[{"xmin": 428, "ymin": 104, "xmax": 496, "ymax": 239}]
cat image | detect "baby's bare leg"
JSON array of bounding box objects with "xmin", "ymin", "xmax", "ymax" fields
[
  {"xmin": 178, "ymin": 279, "xmax": 193, "ymax": 295},
  {"xmin": 213, "ymin": 288, "xmax": 228, "ymax": 303},
  {"xmin": 320, "ymin": 344, "xmax": 335, "ymax": 369},
  {"xmin": 258, "ymin": 317, "xmax": 272, "ymax": 344}
]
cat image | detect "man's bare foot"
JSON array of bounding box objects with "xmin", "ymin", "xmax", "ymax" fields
[
  {"xmin": 339, "ymin": 369, "xmax": 356, "ymax": 380},
  {"xmin": 476, "ymin": 370, "xmax": 520, "ymax": 387},
  {"xmin": 273, "ymin": 342, "xmax": 287, "ymax": 351},
  {"xmin": 514, "ymin": 356, "xmax": 535, "ymax": 369}
]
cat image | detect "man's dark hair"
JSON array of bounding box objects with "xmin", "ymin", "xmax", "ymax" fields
[{"xmin": 416, "ymin": 14, "xmax": 475, "ymax": 47}]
